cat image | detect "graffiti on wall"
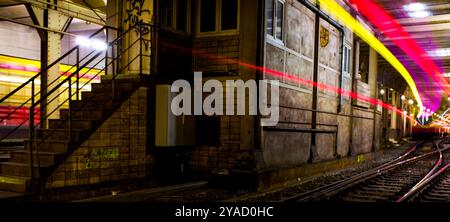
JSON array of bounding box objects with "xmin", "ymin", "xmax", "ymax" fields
[
  {"xmin": 84, "ymin": 148, "xmax": 120, "ymax": 169},
  {"xmin": 124, "ymin": 0, "xmax": 152, "ymax": 50}
]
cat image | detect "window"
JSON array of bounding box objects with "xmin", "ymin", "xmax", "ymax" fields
[
  {"xmin": 162, "ymin": 0, "xmax": 190, "ymax": 32},
  {"xmin": 195, "ymin": 116, "xmax": 220, "ymax": 146},
  {"xmin": 266, "ymin": 0, "xmax": 274, "ymax": 36},
  {"xmin": 266, "ymin": 0, "xmax": 284, "ymax": 42},
  {"xmin": 177, "ymin": 0, "xmax": 188, "ymax": 32},
  {"xmin": 198, "ymin": 0, "xmax": 240, "ymax": 35},
  {"xmin": 200, "ymin": 0, "xmax": 216, "ymax": 32},
  {"xmin": 343, "ymin": 45, "xmax": 351, "ymax": 75},
  {"xmin": 221, "ymin": 0, "xmax": 238, "ymax": 30}
]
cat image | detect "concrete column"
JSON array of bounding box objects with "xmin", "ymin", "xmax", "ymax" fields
[
  {"xmin": 107, "ymin": 0, "xmax": 154, "ymax": 75},
  {"xmin": 388, "ymin": 91, "xmax": 398, "ymax": 142},
  {"xmin": 28, "ymin": 2, "xmax": 69, "ymax": 121},
  {"xmin": 353, "ymin": 40, "xmax": 361, "ymax": 81},
  {"xmin": 368, "ymin": 48, "xmax": 378, "ymax": 101},
  {"xmin": 45, "ymin": 9, "xmax": 69, "ymax": 119},
  {"xmin": 390, "ymin": 91, "xmax": 397, "ymax": 130}
]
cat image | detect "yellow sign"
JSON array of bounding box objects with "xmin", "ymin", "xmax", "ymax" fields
[{"xmin": 320, "ymin": 26, "xmax": 330, "ymax": 48}]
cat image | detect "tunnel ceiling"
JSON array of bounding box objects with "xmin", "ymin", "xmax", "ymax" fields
[
  {"xmin": 0, "ymin": 1, "xmax": 19, "ymax": 7},
  {"xmin": 376, "ymin": 0, "xmax": 450, "ymax": 74},
  {"xmin": 351, "ymin": 0, "xmax": 450, "ymax": 110},
  {"xmin": 69, "ymin": 0, "xmax": 106, "ymax": 12}
]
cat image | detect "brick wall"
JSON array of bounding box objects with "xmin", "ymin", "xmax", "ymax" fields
[
  {"xmin": 46, "ymin": 87, "xmax": 151, "ymax": 189},
  {"xmin": 193, "ymin": 35, "xmax": 240, "ymax": 74},
  {"xmin": 190, "ymin": 116, "xmax": 241, "ymax": 172}
]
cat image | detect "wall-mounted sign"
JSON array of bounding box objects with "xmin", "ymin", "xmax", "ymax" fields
[{"xmin": 320, "ymin": 26, "xmax": 330, "ymax": 48}]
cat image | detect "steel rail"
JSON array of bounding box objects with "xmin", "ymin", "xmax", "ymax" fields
[{"xmin": 281, "ymin": 140, "xmax": 448, "ymax": 202}]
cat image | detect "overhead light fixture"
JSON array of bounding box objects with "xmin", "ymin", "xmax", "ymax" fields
[
  {"xmin": 408, "ymin": 10, "xmax": 431, "ymax": 18},
  {"xmin": 76, "ymin": 37, "xmax": 107, "ymax": 51},
  {"xmin": 75, "ymin": 36, "xmax": 92, "ymax": 47},
  {"xmin": 430, "ymin": 48, "xmax": 450, "ymax": 57},
  {"xmin": 403, "ymin": 3, "xmax": 430, "ymax": 18},
  {"xmin": 401, "ymin": 95, "xmax": 406, "ymax": 100},
  {"xmin": 379, "ymin": 89, "xmax": 385, "ymax": 95},
  {"xmin": 92, "ymin": 40, "xmax": 108, "ymax": 51},
  {"xmin": 408, "ymin": 99, "xmax": 414, "ymax": 105},
  {"xmin": 403, "ymin": 3, "xmax": 427, "ymax": 12}
]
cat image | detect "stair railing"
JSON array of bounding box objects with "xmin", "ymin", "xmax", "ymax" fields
[
  {"xmin": 28, "ymin": 21, "xmax": 154, "ymax": 183},
  {"xmin": 0, "ymin": 26, "xmax": 112, "ymax": 144}
]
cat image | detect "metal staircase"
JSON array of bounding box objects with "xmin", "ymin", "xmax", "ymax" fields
[{"xmin": 0, "ymin": 22, "xmax": 153, "ymax": 193}]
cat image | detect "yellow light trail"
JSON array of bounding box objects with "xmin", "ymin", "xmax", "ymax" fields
[{"xmin": 317, "ymin": 0, "xmax": 424, "ymax": 115}]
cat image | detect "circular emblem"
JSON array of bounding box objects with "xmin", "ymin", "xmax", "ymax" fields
[{"xmin": 320, "ymin": 26, "xmax": 330, "ymax": 48}]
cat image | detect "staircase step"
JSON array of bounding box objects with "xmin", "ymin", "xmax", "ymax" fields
[
  {"xmin": 25, "ymin": 140, "xmax": 70, "ymax": 153},
  {"xmin": 0, "ymin": 139, "xmax": 24, "ymax": 148},
  {"xmin": 71, "ymin": 100, "xmax": 114, "ymax": 111},
  {"xmin": 0, "ymin": 152, "xmax": 10, "ymax": 162},
  {"xmin": 0, "ymin": 162, "xmax": 52, "ymax": 177},
  {"xmin": 48, "ymin": 119, "xmax": 93, "ymax": 130},
  {"xmin": 10, "ymin": 150, "xmax": 64, "ymax": 165},
  {"xmin": 0, "ymin": 174, "xmax": 31, "ymax": 193},
  {"xmin": 38, "ymin": 129, "xmax": 87, "ymax": 141},
  {"xmin": 81, "ymin": 91, "xmax": 129, "ymax": 102},
  {"xmin": 60, "ymin": 109, "xmax": 104, "ymax": 120},
  {"xmin": 91, "ymin": 81, "xmax": 134, "ymax": 93}
]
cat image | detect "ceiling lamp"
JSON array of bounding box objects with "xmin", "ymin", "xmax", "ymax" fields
[
  {"xmin": 408, "ymin": 10, "xmax": 431, "ymax": 18},
  {"xmin": 431, "ymin": 48, "xmax": 450, "ymax": 57},
  {"xmin": 403, "ymin": 3, "xmax": 426, "ymax": 12},
  {"xmin": 403, "ymin": 3, "xmax": 431, "ymax": 18}
]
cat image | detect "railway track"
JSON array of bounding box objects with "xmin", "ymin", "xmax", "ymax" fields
[{"xmin": 279, "ymin": 138, "xmax": 450, "ymax": 202}]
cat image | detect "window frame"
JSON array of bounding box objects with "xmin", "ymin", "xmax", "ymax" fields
[
  {"xmin": 196, "ymin": 0, "xmax": 240, "ymax": 37},
  {"xmin": 266, "ymin": 0, "xmax": 285, "ymax": 45},
  {"xmin": 343, "ymin": 44, "xmax": 352, "ymax": 75},
  {"xmin": 161, "ymin": 0, "xmax": 192, "ymax": 34}
]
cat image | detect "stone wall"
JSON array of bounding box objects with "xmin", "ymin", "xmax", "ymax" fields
[
  {"xmin": 46, "ymin": 87, "xmax": 151, "ymax": 189},
  {"xmin": 351, "ymin": 108, "xmax": 375, "ymax": 154},
  {"xmin": 260, "ymin": 0, "xmax": 356, "ymax": 169}
]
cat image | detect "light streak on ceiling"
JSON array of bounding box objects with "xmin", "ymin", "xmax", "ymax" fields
[
  {"xmin": 348, "ymin": 0, "xmax": 448, "ymax": 113},
  {"xmin": 316, "ymin": 0, "xmax": 424, "ymax": 116}
]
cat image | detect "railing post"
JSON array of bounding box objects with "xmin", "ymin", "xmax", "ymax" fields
[
  {"xmin": 68, "ymin": 78, "xmax": 72, "ymax": 143},
  {"xmin": 76, "ymin": 48, "xmax": 80, "ymax": 100},
  {"xmin": 105, "ymin": 28, "xmax": 109, "ymax": 76},
  {"xmin": 29, "ymin": 80, "xmax": 35, "ymax": 179},
  {"xmin": 139, "ymin": 24, "xmax": 143, "ymax": 75}
]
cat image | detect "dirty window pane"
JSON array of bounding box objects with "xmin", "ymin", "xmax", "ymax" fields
[
  {"xmin": 221, "ymin": 0, "xmax": 238, "ymax": 30},
  {"xmin": 275, "ymin": 1, "xmax": 283, "ymax": 40},
  {"xmin": 200, "ymin": 0, "xmax": 216, "ymax": 32},
  {"xmin": 177, "ymin": 0, "xmax": 187, "ymax": 31},
  {"xmin": 344, "ymin": 47, "xmax": 348, "ymax": 73},
  {"xmin": 347, "ymin": 48, "xmax": 351, "ymax": 73},
  {"xmin": 163, "ymin": 0, "xmax": 174, "ymax": 28},
  {"xmin": 266, "ymin": 0, "xmax": 274, "ymax": 36}
]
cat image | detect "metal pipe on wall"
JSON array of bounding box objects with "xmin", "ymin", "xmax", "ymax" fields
[
  {"xmin": 298, "ymin": 0, "xmax": 346, "ymax": 113},
  {"xmin": 298, "ymin": 0, "xmax": 346, "ymax": 162}
]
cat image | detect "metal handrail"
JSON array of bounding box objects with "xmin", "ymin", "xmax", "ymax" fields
[
  {"xmin": 26, "ymin": 21, "xmax": 154, "ymax": 183},
  {"xmin": 0, "ymin": 26, "xmax": 106, "ymax": 105},
  {"xmin": 0, "ymin": 26, "xmax": 109, "ymax": 145}
]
